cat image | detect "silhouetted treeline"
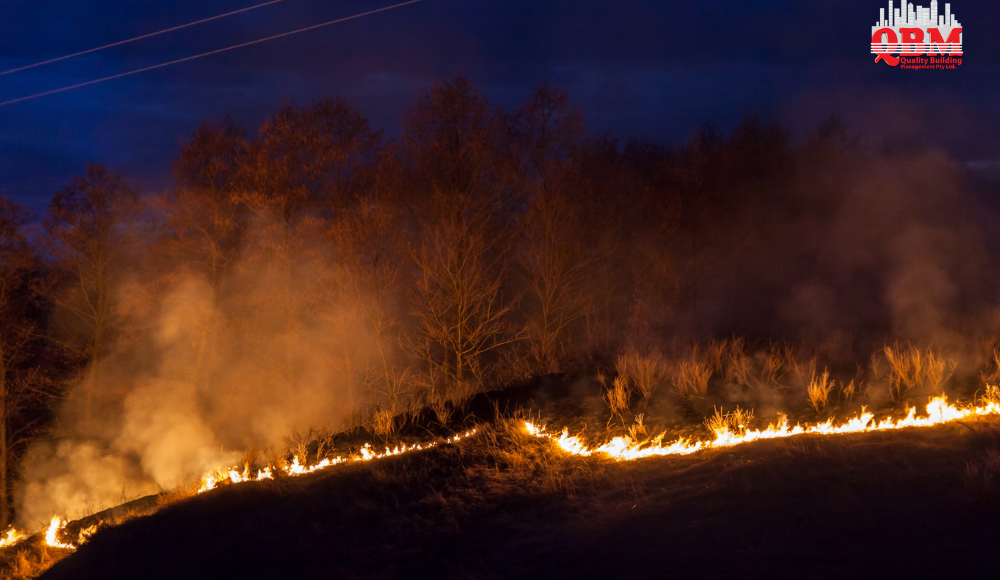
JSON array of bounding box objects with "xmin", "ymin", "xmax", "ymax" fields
[{"xmin": 2, "ymin": 77, "xmax": 998, "ymax": 526}]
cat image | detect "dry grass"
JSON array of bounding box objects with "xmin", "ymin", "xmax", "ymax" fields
[
  {"xmin": 285, "ymin": 428, "xmax": 322, "ymax": 466},
  {"xmin": 787, "ymin": 355, "xmax": 817, "ymax": 395},
  {"xmin": 704, "ymin": 405, "xmax": 754, "ymax": 437},
  {"xmin": 424, "ymin": 379, "xmax": 481, "ymax": 426},
  {"xmin": 615, "ymin": 350, "xmax": 668, "ymax": 401},
  {"xmin": 759, "ymin": 346, "xmax": 787, "ymax": 387},
  {"xmin": 883, "ymin": 344, "xmax": 955, "ymax": 402},
  {"xmin": 1, "ymin": 546, "xmax": 61, "ymax": 580},
  {"xmin": 157, "ymin": 482, "xmax": 199, "ymax": 508},
  {"xmin": 430, "ymin": 397, "xmax": 453, "ymax": 426},
  {"xmin": 704, "ymin": 340, "xmax": 728, "ymax": 374},
  {"xmin": 604, "ymin": 376, "xmax": 631, "ymax": 424},
  {"xmin": 723, "ymin": 344, "xmax": 753, "ymax": 390},
  {"xmin": 981, "ymin": 350, "xmax": 1000, "ymax": 387},
  {"xmin": 674, "ymin": 340, "xmax": 798, "ymax": 396},
  {"xmin": 463, "ymin": 414, "xmax": 623, "ymax": 502},
  {"xmin": 370, "ymin": 407, "xmax": 398, "ymax": 439},
  {"xmin": 627, "ymin": 413, "xmax": 649, "ymax": 442},
  {"xmin": 38, "ymin": 408, "xmax": 1000, "ymax": 580},
  {"xmin": 673, "ymin": 359, "xmax": 712, "ymax": 400},
  {"xmin": 807, "ymin": 369, "xmax": 834, "ymax": 413},
  {"xmin": 841, "ymin": 379, "xmax": 857, "ymax": 404},
  {"xmin": 983, "ymin": 384, "xmax": 1000, "ymax": 407}
]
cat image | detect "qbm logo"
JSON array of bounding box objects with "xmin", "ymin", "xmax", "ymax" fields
[{"xmin": 871, "ymin": 1, "xmax": 963, "ymax": 69}]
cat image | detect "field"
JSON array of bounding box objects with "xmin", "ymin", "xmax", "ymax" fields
[{"xmin": 5, "ymin": 360, "xmax": 999, "ymax": 579}]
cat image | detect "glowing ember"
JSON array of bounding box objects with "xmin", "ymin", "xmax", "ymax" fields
[
  {"xmin": 77, "ymin": 524, "xmax": 98, "ymax": 545},
  {"xmin": 45, "ymin": 516, "xmax": 75, "ymax": 550},
  {"xmin": 526, "ymin": 396, "xmax": 1000, "ymax": 461}
]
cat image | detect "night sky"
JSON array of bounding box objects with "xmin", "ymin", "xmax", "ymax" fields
[{"xmin": 0, "ymin": 0, "xmax": 997, "ymax": 210}]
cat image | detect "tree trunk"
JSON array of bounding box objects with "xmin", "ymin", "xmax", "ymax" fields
[{"xmin": 0, "ymin": 342, "xmax": 8, "ymax": 529}]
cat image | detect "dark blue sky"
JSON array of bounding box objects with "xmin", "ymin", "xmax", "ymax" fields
[{"xmin": 0, "ymin": 0, "xmax": 997, "ymax": 209}]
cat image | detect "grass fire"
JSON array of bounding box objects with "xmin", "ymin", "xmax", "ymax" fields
[{"xmin": 0, "ymin": 1, "xmax": 998, "ymax": 578}]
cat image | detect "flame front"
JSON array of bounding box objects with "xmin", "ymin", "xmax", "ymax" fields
[
  {"xmin": 44, "ymin": 516, "xmax": 74, "ymax": 550},
  {"xmin": 2, "ymin": 398, "xmax": 999, "ymax": 555},
  {"xmin": 0, "ymin": 430, "xmax": 482, "ymax": 554},
  {"xmin": 526, "ymin": 396, "xmax": 1000, "ymax": 461},
  {"xmin": 0, "ymin": 528, "xmax": 25, "ymax": 548},
  {"xmin": 197, "ymin": 429, "xmax": 477, "ymax": 494}
]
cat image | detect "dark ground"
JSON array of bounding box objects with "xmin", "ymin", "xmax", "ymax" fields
[{"xmin": 33, "ymin": 407, "xmax": 1000, "ymax": 580}]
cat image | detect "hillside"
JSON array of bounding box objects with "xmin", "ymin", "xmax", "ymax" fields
[{"xmin": 30, "ymin": 403, "xmax": 1000, "ymax": 579}]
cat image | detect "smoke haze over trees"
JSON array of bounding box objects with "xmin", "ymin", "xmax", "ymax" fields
[{"xmin": 1, "ymin": 77, "xmax": 998, "ymax": 527}]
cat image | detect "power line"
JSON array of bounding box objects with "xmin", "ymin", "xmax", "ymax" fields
[
  {"xmin": 0, "ymin": 0, "xmax": 286, "ymax": 77},
  {"xmin": 0, "ymin": 0, "xmax": 423, "ymax": 107}
]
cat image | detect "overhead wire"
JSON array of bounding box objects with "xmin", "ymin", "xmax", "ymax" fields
[
  {"xmin": 0, "ymin": 0, "xmax": 423, "ymax": 107},
  {"xmin": 0, "ymin": 0, "xmax": 286, "ymax": 76}
]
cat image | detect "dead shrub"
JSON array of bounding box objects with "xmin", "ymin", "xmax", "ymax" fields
[
  {"xmin": 431, "ymin": 397, "xmax": 453, "ymax": 426},
  {"xmin": 883, "ymin": 344, "xmax": 955, "ymax": 402},
  {"xmin": 807, "ymin": 369, "xmax": 834, "ymax": 412},
  {"xmin": 615, "ymin": 349, "xmax": 668, "ymax": 401},
  {"xmin": 705, "ymin": 340, "xmax": 728, "ymax": 374},
  {"xmin": 674, "ymin": 359, "xmax": 712, "ymax": 400},
  {"xmin": 627, "ymin": 413, "xmax": 649, "ymax": 442},
  {"xmin": 759, "ymin": 347, "xmax": 786, "ymax": 389},
  {"xmin": 604, "ymin": 376, "xmax": 631, "ymax": 424},
  {"xmin": 704, "ymin": 405, "xmax": 754, "ymax": 437},
  {"xmin": 979, "ymin": 347, "xmax": 1000, "ymax": 386},
  {"xmin": 370, "ymin": 407, "xmax": 398, "ymax": 439},
  {"xmin": 722, "ymin": 339, "xmax": 753, "ymax": 389},
  {"xmin": 841, "ymin": 379, "xmax": 857, "ymax": 404}
]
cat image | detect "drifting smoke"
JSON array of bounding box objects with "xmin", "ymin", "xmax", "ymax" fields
[
  {"xmin": 12, "ymin": 87, "xmax": 1000, "ymax": 528},
  {"xmin": 16, "ymin": 216, "xmax": 384, "ymax": 528},
  {"xmin": 16, "ymin": 441, "xmax": 145, "ymax": 528},
  {"xmin": 683, "ymin": 147, "xmax": 997, "ymax": 352}
]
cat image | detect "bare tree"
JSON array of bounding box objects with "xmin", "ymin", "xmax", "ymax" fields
[
  {"xmin": 169, "ymin": 118, "xmax": 248, "ymax": 293},
  {"xmin": 42, "ymin": 164, "xmax": 142, "ymax": 426},
  {"xmin": 513, "ymin": 81, "xmax": 584, "ymax": 195},
  {"xmin": 0, "ymin": 198, "xmax": 58, "ymax": 527},
  {"xmin": 410, "ymin": 200, "xmax": 519, "ymax": 397},
  {"xmin": 330, "ymin": 190, "xmax": 409, "ymax": 414},
  {"xmin": 402, "ymin": 78, "xmax": 521, "ymax": 402},
  {"xmin": 519, "ymin": 191, "xmax": 593, "ymax": 372},
  {"xmin": 513, "ymin": 84, "xmax": 591, "ymax": 372}
]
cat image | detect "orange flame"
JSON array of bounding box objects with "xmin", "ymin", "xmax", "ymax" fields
[
  {"xmin": 0, "ymin": 528, "xmax": 25, "ymax": 549},
  {"xmin": 77, "ymin": 524, "xmax": 98, "ymax": 545},
  {"xmin": 44, "ymin": 516, "xmax": 75, "ymax": 550},
  {"xmin": 197, "ymin": 429, "xmax": 477, "ymax": 494},
  {"xmin": 1, "ymin": 428, "xmax": 475, "ymax": 552},
  {"xmin": 526, "ymin": 396, "xmax": 1000, "ymax": 461}
]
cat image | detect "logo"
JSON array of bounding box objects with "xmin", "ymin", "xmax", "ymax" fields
[{"xmin": 871, "ymin": 1, "xmax": 963, "ymax": 69}]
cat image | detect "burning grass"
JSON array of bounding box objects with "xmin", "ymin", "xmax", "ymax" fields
[
  {"xmin": 9, "ymin": 339, "xmax": 1000, "ymax": 578},
  {"xmin": 27, "ymin": 405, "xmax": 1000, "ymax": 580},
  {"xmin": 882, "ymin": 344, "xmax": 956, "ymax": 403}
]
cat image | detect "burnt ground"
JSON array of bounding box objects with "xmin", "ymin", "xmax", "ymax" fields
[{"xmin": 32, "ymin": 407, "xmax": 1000, "ymax": 580}]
